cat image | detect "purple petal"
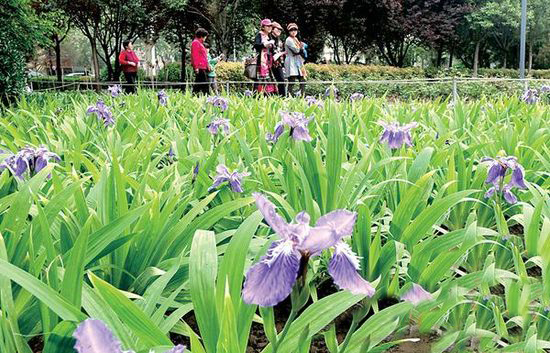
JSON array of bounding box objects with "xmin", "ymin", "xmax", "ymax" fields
[
  {"xmin": 73, "ymin": 319, "xmax": 124, "ymax": 353},
  {"xmin": 315, "ymin": 210, "xmax": 357, "ymax": 238},
  {"xmin": 164, "ymin": 345, "xmax": 186, "ymax": 353},
  {"xmin": 295, "ymin": 211, "xmax": 310, "ymax": 225},
  {"xmin": 379, "ymin": 129, "xmax": 390, "ymax": 143},
  {"xmin": 299, "ymin": 210, "xmax": 357, "ymax": 256},
  {"xmin": 242, "ymin": 240, "xmax": 300, "ymax": 306},
  {"xmin": 208, "ymin": 176, "xmax": 228, "ymax": 191},
  {"xmin": 401, "ymin": 283, "xmax": 432, "ymax": 305},
  {"xmin": 291, "ymin": 126, "xmax": 312, "ymax": 141},
  {"xmin": 510, "ymin": 167, "xmax": 527, "ymax": 189},
  {"xmin": 34, "ymin": 156, "xmax": 47, "ymax": 172},
  {"xmin": 229, "ymin": 174, "xmax": 244, "ymax": 193},
  {"xmin": 503, "ymin": 188, "xmax": 518, "ymax": 204},
  {"xmin": 253, "ymin": 193, "xmax": 291, "ymax": 239},
  {"xmin": 299, "ymin": 226, "xmax": 338, "ymax": 256},
  {"xmin": 484, "ymin": 187, "xmax": 496, "ymax": 199},
  {"xmin": 216, "ymin": 164, "xmax": 230, "ymax": 176},
  {"xmin": 402, "ymin": 122, "xmax": 418, "ymax": 131},
  {"xmin": 207, "ymin": 123, "xmax": 218, "ymax": 135},
  {"xmin": 388, "ymin": 130, "xmax": 404, "ymax": 149},
  {"xmin": 267, "ymin": 123, "xmax": 285, "ymax": 143},
  {"xmin": 14, "ymin": 157, "xmax": 28, "ymax": 178},
  {"xmin": 485, "ymin": 163, "xmax": 504, "ymax": 184},
  {"xmin": 480, "ymin": 157, "xmax": 495, "ymax": 163},
  {"xmin": 328, "ymin": 242, "xmax": 375, "ymax": 296},
  {"xmin": 403, "ymin": 131, "xmax": 414, "ymax": 147}
]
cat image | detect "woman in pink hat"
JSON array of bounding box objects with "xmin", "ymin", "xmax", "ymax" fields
[{"xmin": 253, "ymin": 19, "xmax": 277, "ymax": 94}]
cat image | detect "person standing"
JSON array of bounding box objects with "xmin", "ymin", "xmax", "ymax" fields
[
  {"xmin": 284, "ymin": 23, "xmax": 306, "ymax": 97},
  {"xmin": 119, "ymin": 40, "xmax": 140, "ymax": 94},
  {"xmin": 191, "ymin": 28, "xmax": 211, "ymax": 95},
  {"xmin": 205, "ymin": 43, "xmax": 225, "ymax": 94},
  {"xmin": 253, "ymin": 19, "xmax": 277, "ymax": 94},
  {"xmin": 271, "ymin": 21, "xmax": 286, "ymax": 97}
]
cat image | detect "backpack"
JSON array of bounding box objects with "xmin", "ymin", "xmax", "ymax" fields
[{"xmin": 243, "ymin": 56, "xmax": 257, "ymax": 80}]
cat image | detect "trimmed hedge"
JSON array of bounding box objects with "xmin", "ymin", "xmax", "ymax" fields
[
  {"xmin": 209, "ymin": 62, "xmax": 550, "ymax": 99},
  {"xmin": 213, "ymin": 62, "xmax": 550, "ymax": 81},
  {"xmin": 30, "ymin": 62, "xmax": 550, "ymax": 99}
]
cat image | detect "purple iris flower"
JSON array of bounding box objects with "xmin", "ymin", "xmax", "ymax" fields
[
  {"xmin": 305, "ymin": 96, "xmax": 324, "ymax": 109},
  {"xmin": 242, "ymin": 193, "xmax": 375, "ymax": 307},
  {"xmin": 207, "ymin": 118, "xmax": 230, "ymax": 135},
  {"xmin": 207, "ymin": 96, "xmax": 230, "ymax": 111},
  {"xmin": 541, "ymin": 85, "xmax": 550, "ymax": 93},
  {"xmin": 168, "ymin": 147, "xmax": 175, "ymax": 158},
  {"xmin": 281, "ymin": 112, "xmax": 313, "ymax": 141},
  {"xmin": 266, "ymin": 112, "xmax": 313, "ymax": 143},
  {"xmin": 522, "ymin": 89, "xmax": 539, "ymax": 104},
  {"xmin": 266, "ymin": 122, "xmax": 285, "ymax": 143},
  {"xmin": 208, "ymin": 164, "xmax": 249, "ymax": 193},
  {"xmin": 73, "ymin": 318, "xmax": 185, "ymax": 353},
  {"xmin": 0, "ymin": 146, "xmax": 60, "ymax": 179},
  {"xmin": 86, "ymin": 100, "xmax": 115, "ymax": 126},
  {"xmin": 107, "ymin": 85, "xmax": 122, "ymax": 97},
  {"xmin": 244, "ymin": 89, "xmax": 253, "ymax": 97},
  {"xmin": 378, "ymin": 121, "xmax": 418, "ymax": 149},
  {"xmin": 401, "ymin": 283, "xmax": 432, "ymax": 305},
  {"xmin": 482, "ymin": 156, "xmax": 527, "ymax": 204},
  {"xmin": 158, "ymin": 90, "xmax": 169, "ymax": 106},
  {"xmin": 350, "ymin": 93, "xmax": 365, "ymax": 101}
]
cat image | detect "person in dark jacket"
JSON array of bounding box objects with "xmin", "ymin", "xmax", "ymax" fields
[
  {"xmin": 119, "ymin": 40, "xmax": 140, "ymax": 94},
  {"xmin": 253, "ymin": 19, "xmax": 277, "ymax": 94},
  {"xmin": 270, "ymin": 21, "xmax": 286, "ymax": 96}
]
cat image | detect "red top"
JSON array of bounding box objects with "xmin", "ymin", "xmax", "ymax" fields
[
  {"xmin": 191, "ymin": 39, "xmax": 209, "ymax": 70},
  {"xmin": 119, "ymin": 49, "xmax": 140, "ymax": 73}
]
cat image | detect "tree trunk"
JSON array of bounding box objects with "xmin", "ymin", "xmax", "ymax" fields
[
  {"xmin": 90, "ymin": 39, "xmax": 100, "ymax": 91},
  {"xmin": 503, "ymin": 55, "xmax": 507, "ymax": 69},
  {"xmin": 54, "ymin": 35, "xmax": 62, "ymax": 82},
  {"xmin": 448, "ymin": 46, "xmax": 454, "ymax": 68},
  {"xmin": 103, "ymin": 48, "xmax": 114, "ymax": 81},
  {"xmin": 180, "ymin": 39, "xmax": 187, "ymax": 83},
  {"xmin": 436, "ymin": 47, "xmax": 443, "ymax": 67},
  {"xmin": 528, "ymin": 42, "xmax": 533, "ymax": 74},
  {"xmin": 473, "ymin": 41, "xmax": 480, "ymax": 77}
]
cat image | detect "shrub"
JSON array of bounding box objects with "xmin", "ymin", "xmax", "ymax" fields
[{"xmin": 0, "ymin": 0, "xmax": 45, "ymax": 103}]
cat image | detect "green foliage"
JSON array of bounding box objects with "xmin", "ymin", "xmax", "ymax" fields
[
  {"xmin": 0, "ymin": 90, "xmax": 548, "ymax": 352},
  {"xmin": 0, "ymin": 0, "xmax": 47, "ymax": 101},
  {"xmin": 144, "ymin": 62, "xmax": 550, "ymax": 99}
]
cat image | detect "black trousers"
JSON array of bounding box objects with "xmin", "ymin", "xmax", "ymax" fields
[
  {"xmin": 193, "ymin": 69, "xmax": 210, "ymax": 95},
  {"xmin": 272, "ymin": 66, "xmax": 286, "ymax": 97},
  {"xmin": 123, "ymin": 71, "xmax": 137, "ymax": 94},
  {"xmin": 288, "ymin": 75, "xmax": 306, "ymax": 97}
]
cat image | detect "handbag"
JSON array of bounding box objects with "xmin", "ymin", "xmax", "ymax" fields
[{"xmin": 243, "ymin": 56, "xmax": 257, "ymax": 80}]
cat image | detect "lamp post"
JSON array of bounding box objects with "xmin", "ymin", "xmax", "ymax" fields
[{"xmin": 519, "ymin": 0, "xmax": 528, "ymax": 79}]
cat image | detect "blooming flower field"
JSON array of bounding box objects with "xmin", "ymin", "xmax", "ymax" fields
[{"xmin": 0, "ymin": 89, "xmax": 549, "ymax": 352}]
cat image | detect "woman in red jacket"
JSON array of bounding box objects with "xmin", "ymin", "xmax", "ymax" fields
[
  {"xmin": 119, "ymin": 40, "xmax": 140, "ymax": 94},
  {"xmin": 190, "ymin": 28, "xmax": 211, "ymax": 95}
]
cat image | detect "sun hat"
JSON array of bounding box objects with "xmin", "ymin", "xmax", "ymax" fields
[
  {"xmin": 260, "ymin": 19, "xmax": 272, "ymax": 27},
  {"xmin": 271, "ymin": 21, "xmax": 283, "ymax": 30},
  {"xmin": 287, "ymin": 23, "xmax": 298, "ymax": 31}
]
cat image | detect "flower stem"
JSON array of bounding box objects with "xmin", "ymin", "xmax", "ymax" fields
[
  {"xmin": 338, "ymin": 318, "xmax": 358, "ymax": 353},
  {"xmin": 339, "ymin": 303, "xmax": 371, "ymax": 353},
  {"xmin": 272, "ymin": 309, "xmax": 297, "ymax": 353}
]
